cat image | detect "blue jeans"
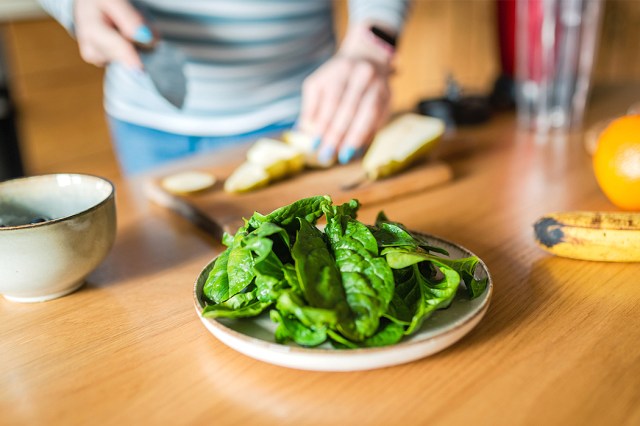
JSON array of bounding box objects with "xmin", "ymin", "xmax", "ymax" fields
[{"xmin": 107, "ymin": 116, "xmax": 294, "ymax": 175}]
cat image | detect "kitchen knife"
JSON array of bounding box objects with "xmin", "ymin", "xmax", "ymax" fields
[
  {"xmin": 136, "ymin": 40, "xmax": 188, "ymax": 109},
  {"xmin": 143, "ymin": 179, "xmax": 227, "ymax": 241}
]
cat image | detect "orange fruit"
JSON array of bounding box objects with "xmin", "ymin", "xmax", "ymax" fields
[{"xmin": 592, "ymin": 115, "xmax": 640, "ymax": 211}]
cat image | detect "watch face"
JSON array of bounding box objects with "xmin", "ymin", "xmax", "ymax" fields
[{"xmin": 370, "ymin": 25, "xmax": 397, "ymax": 48}]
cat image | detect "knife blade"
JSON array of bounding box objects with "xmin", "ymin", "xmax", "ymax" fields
[
  {"xmin": 137, "ymin": 40, "xmax": 187, "ymax": 109},
  {"xmin": 142, "ymin": 180, "xmax": 227, "ymax": 242}
]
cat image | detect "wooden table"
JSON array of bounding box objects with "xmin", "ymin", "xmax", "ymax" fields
[{"xmin": 2, "ymin": 86, "xmax": 640, "ymax": 425}]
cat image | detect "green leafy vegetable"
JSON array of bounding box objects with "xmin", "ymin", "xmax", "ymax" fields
[
  {"xmin": 324, "ymin": 200, "xmax": 395, "ymax": 341},
  {"xmin": 292, "ymin": 219, "xmax": 349, "ymax": 314},
  {"xmin": 200, "ymin": 195, "xmax": 488, "ymax": 349},
  {"xmin": 203, "ymin": 247, "xmax": 231, "ymax": 303},
  {"xmin": 382, "ymin": 246, "xmax": 488, "ymax": 299},
  {"xmin": 202, "ymin": 289, "xmax": 272, "ymax": 319}
]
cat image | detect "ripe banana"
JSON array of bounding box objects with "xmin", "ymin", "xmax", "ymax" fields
[{"xmin": 533, "ymin": 211, "xmax": 640, "ymax": 262}]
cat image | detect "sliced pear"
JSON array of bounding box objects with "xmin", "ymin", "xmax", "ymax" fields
[
  {"xmin": 160, "ymin": 170, "xmax": 216, "ymax": 195},
  {"xmin": 282, "ymin": 130, "xmax": 335, "ymax": 168},
  {"xmin": 246, "ymin": 137, "xmax": 305, "ymax": 179},
  {"xmin": 224, "ymin": 138, "xmax": 305, "ymax": 193},
  {"xmin": 362, "ymin": 113, "xmax": 445, "ymax": 180},
  {"xmin": 224, "ymin": 162, "xmax": 270, "ymax": 193}
]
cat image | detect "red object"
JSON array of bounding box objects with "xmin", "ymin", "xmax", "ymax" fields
[{"xmin": 496, "ymin": 0, "xmax": 516, "ymax": 77}]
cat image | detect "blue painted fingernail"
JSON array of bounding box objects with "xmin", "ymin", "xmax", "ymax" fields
[
  {"xmin": 133, "ymin": 25, "xmax": 154, "ymax": 44},
  {"xmin": 338, "ymin": 147, "xmax": 356, "ymax": 164},
  {"xmin": 318, "ymin": 146, "xmax": 335, "ymax": 164},
  {"xmin": 312, "ymin": 136, "xmax": 322, "ymax": 150}
]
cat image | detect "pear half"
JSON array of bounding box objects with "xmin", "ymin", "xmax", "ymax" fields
[{"xmin": 362, "ymin": 114, "xmax": 445, "ymax": 180}]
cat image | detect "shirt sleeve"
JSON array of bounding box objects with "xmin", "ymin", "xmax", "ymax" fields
[
  {"xmin": 348, "ymin": 0, "xmax": 412, "ymax": 34},
  {"xmin": 38, "ymin": 0, "xmax": 76, "ymax": 33}
]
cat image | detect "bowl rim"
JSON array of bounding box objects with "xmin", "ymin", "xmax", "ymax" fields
[{"xmin": 0, "ymin": 173, "xmax": 115, "ymax": 231}]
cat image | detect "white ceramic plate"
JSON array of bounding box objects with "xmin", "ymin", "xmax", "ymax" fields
[{"xmin": 193, "ymin": 233, "xmax": 492, "ymax": 371}]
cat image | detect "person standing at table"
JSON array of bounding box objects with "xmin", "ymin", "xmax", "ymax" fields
[{"xmin": 38, "ymin": 0, "xmax": 411, "ymax": 175}]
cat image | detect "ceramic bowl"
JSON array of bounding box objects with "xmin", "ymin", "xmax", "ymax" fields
[{"xmin": 0, "ymin": 174, "xmax": 116, "ymax": 302}]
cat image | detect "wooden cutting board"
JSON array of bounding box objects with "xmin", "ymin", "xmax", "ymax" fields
[{"xmin": 147, "ymin": 158, "xmax": 454, "ymax": 235}]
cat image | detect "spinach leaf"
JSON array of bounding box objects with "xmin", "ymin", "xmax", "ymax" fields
[
  {"xmin": 329, "ymin": 320, "xmax": 405, "ymax": 348},
  {"xmin": 436, "ymin": 256, "xmax": 488, "ymax": 299},
  {"xmin": 374, "ymin": 211, "xmax": 449, "ymax": 256},
  {"xmin": 381, "ymin": 260, "xmax": 461, "ymax": 336},
  {"xmin": 254, "ymin": 274, "xmax": 284, "ymax": 303},
  {"xmin": 291, "ymin": 218, "xmax": 350, "ymax": 320},
  {"xmin": 324, "ymin": 201, "xmax": 395, "ymax": 342},
  {"xmin": 368, "ymin": 221, "xmax": 418, "ymax": 248},
  {"xmin": 226, "ymin": 229, "xmax": 256, "ymax": 297},
  {"xmin": 363, "ymin": 320, "xmax": 406, "ymax": 347},
  {"xmin": 383, "ymin": 267, "xmax": 419, "ymax": 325},
  {"xmin": 247, "ymin": 195, "xmax": 331, "ymax": 231},
  {"xmin": 222, "ymin": 232, "xmax": 235, "ymax": 248},
  {"xmin": 248, "ymin": 221, "xmax": 291, "ymax": 249},
  {"xmin": 276, "ymin": 290, "xmax": 338, "ymax": 330},
  {"xmin": 203, "ymin": 247, "xmax": 231, "ymax": 303},
  {"xmin": 326, "ymin": 330, "xmax": 359, "ymax": 349},
  {"xmin": 270, "ymin": 310, "xmax": 328, "ymax": 347},
  {"xmin": 282, "ymin": 264, "xmax": 301, "ymax": 294},
  {"xmin": 408, "ymin": 263, "xmax": 460, "ymax": 334},
  {"xmin": 243, "ymin": 225, "xmax": 290, "ymax": 302},
  {"xmin": 202, "ymin": 289, "xmax": 272, "ymax": 319},
  {"xmin": 382, "ymin": 246, "xmax": 487, "ymax": 299}
]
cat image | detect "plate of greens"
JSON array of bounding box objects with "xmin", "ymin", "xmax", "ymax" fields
[{"xmin": 194, "ymin": 196, "xmax": 492, "ymax": 371}]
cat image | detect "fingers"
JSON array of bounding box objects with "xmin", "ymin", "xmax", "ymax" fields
[
  {"xmin": 312, "ymin": 62, "xmax": 351, "ymax": 141},
  {"xmin": 339, "ymin": 82, "xmax": 388, "ymax": 163},
  {"xmin": 321, "ymin": 61, "xmax": 380, "ymax": 164},
  {"xmin": 102, "ymin": 0, "xmax": 148, "ymax": 42},
  {"xmin": 75, "ymin": 0, "xmax": 148, "ymax": 69},
  {"xmin": 302, "ymin": 57, "xmax": 390, "ymax": 165}
]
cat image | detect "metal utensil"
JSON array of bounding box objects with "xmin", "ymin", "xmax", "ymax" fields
[
  {"xmin": 137, "ymin": 40, "xmax": 188, "ymax": 109},
  {"xmin": 143, "ymin": 180, "xmax": 227, "ymax": 241}
]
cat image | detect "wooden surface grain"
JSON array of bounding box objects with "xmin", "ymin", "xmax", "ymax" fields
[
  {"xmin": 3, "ymin": 8, "xmax": 640, "ymax": 425},
  {"xmin": 2, "ymin": 87, "xmax": 640, "ymax": 425}
]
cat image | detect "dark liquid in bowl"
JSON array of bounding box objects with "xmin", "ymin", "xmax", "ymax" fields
[{"xmin": 0, "ymin": 209, "xmax": 51, "ymax": 227}]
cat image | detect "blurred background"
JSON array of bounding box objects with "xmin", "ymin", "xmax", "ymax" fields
[{"xmin": 1, "ymin": 0, "xmax": 639, "ymax": 181}]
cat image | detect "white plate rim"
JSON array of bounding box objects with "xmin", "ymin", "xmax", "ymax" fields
[{"xmin": 193, "ymin": 232, "xmax": 493, "ymax": 371}]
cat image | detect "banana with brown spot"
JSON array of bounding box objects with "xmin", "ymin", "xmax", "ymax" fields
[{"xmin": 533, "ymin": 211, "xmax": 640, "ymax": 262}]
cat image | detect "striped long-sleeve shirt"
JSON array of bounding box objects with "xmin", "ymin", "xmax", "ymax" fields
[{"xmin": 38, "ymin": 0, "xmax": 410, "ymax": 136}]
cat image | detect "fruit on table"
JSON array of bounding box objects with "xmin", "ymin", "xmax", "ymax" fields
[
  {"xmin": 592, "ymin": 115, "xmax": 640, "ymax": 210},
  {"xmin": 362, "ymin": 113, "xmax": 445, "ymax": 180},
  {"xmin": 224, "ymin": 138, "xmax": 304, "ymax": 193},
  {"xmin": 160, "ymin": 170, "xmax": 216, "ymax": 195},
  {"xmin": 282, "ymin": 130, "xmax": 334, "ymax": 168},
  {"xmin": 533, "ymin": 211, "xmax": 640, "ymax": 262},
  {"xmin": 223, "ymin": 162, "xmax": 270, "ymax": 193},
  {"xmin": 245, "ymin": 137, "xmax": 305, "ymax": 178}
]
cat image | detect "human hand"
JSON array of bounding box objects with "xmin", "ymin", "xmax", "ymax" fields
[
  {"xmin": 299, "ymin": 24, "xmax": 396, "ymax": 165},
  {"xmin": 74, "ymin": 0, "xmax": 153, "ymax": 69}
]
